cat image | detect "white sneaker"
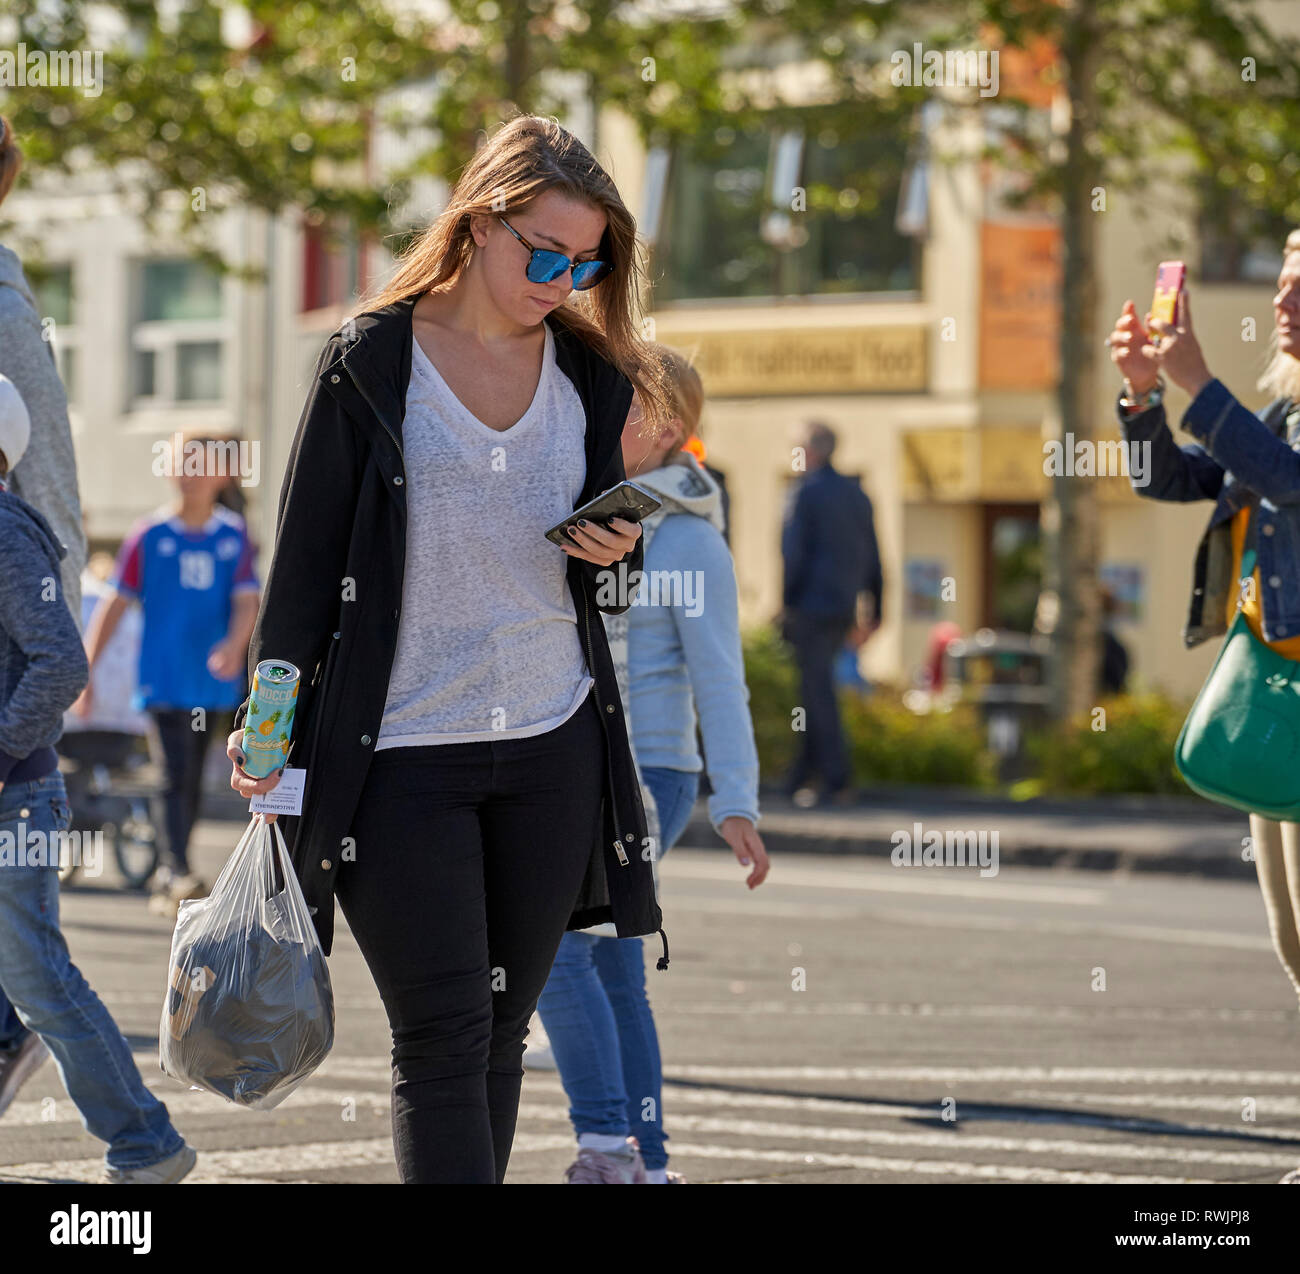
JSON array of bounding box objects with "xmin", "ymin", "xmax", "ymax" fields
[
  {"xmin": 564, "ymin": 1140, "xmax": 647, "ymax": 1184},
  {"xmin": 169, "ymin": 874, "xmax": 208, "ymax": 902},
  {"xmin": 104, "ymin": 1143, "xmax": 197, "ymax": 1184}
]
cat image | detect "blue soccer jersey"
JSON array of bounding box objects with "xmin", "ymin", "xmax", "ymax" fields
[{"xmin": 111, "ymin": 505, "xmax": 260, "ymax": 711}]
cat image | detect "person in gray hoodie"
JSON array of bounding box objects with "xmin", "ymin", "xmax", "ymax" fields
[
  {"xmin": 535, "ymin": 344, "xmax": 769, "ymax": 1184},
  {"xmin": 0, "ymin": 116, "xmax": 86, "ymax": 623},
  {"xmin": 0, "ymin": 374, "xmax": 195, "ymax": 1183}
]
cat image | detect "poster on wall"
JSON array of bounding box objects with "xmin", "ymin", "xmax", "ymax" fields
[
  {"xmin": 1099, "ymin": 563, "xmax": 1143, "ymax": 623},
  {"xmin": 905, "ymin": 559, "xmax": 947, "ymax": 619}
]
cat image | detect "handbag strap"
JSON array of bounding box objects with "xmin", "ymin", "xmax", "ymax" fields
[
  {"xmin": 1243, "ymin": 495, "xmax": 1259, "ymax": 572},
  {"xmin": 1233, "ymin": 499, "xmax": 1260, "ymax": 614}
]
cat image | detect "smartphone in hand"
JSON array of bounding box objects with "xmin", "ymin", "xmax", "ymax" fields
[
  {"xmin": 1149, "ymin": 260, "xmax": 1186, "ymax": 334},
  {"xmin": 544, "ymin": 480, "xmax": 662, "ymax": 547}
]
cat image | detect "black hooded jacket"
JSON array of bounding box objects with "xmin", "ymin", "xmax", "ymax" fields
[{"xmin": 234, "ymin": 295, "xmax": 666, "ymax": 966}]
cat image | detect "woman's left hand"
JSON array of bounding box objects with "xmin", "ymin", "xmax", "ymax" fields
[
  {"xmin": 1144, "ymin": 289, "xmax": 1214, "ymax": 400},
  {"xmin": 719, "ymin": 816, "xmax": 770, "ymax": 889},
  {"xmin": 558, "ymin": 515, "xmax": 642, "ymax": 567}
]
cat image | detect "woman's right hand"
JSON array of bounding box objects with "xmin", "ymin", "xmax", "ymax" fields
[
  {"xmin": 1108, "ymin": 300, "xmax": 1161, "ymax": 395},
  {"xmin": 227, "ymin": 728, "xmax": 282, "ymax": 823}
]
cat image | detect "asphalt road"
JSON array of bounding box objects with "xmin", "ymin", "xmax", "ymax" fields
[{"xmin": 3, "ymin": 817, "xmax": 1299, "ymax": 1185}]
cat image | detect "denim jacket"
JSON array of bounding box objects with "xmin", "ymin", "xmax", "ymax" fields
[{"xmin": 1118, "ymin": 380, "xmax": 1297, "ymax": 648}]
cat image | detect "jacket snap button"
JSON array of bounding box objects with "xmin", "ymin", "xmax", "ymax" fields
[
  {"xmin": 330, "ymin": 374, "xmax": 340, "ymax": 383},
  {"xmin": 360, "ymin": 735, "xmax": 371, "ymax": 745},
  {"xmin": 605, "ymin": 703, "xmax": 615, "ymax": 713},
  {"xmin": 1263, "ymin": 524, "xmax": 1275, "ymax": 535},
  {"xmin": 625, "ymin": 833, "xmax": 635, "ymax": 843},
  {"xmin": 1193, "ymin": 588, "xmax": 1203, "ymax": 595},
  {"xmin": 333, "ymin": 631, "xmax": 341, "ymax": 640},
  {"xmin": 393, "ymin": 476, "xmax": 403, "ymax": 486},
  {"xmin": 1270, "ymin": 575, "xmax": 1282, "ymax": 588},
  {"xmin": 19, "ymin": 807, "xmax": 29, "ymax": 817},
  {"xmin": 321, "ymin": 859, "xmax": 332, "ymax": 870}
]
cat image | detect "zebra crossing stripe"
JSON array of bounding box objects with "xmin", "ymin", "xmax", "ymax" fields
[{"xmin": 0, "ymin": 1136, "xmax": 1220, "ymax": 1185}]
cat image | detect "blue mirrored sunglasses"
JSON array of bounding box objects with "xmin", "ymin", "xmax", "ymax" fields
[{"xmin": 497, "ymin": 215, "xmax": 612, "ymax": 291}]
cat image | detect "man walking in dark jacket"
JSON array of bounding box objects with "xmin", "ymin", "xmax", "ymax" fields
[{"xmin": 780, "ymin": 421, "xmax": 882, "ymax": 807}]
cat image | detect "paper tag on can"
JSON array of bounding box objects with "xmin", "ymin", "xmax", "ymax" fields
[{"xmin": 249, "ymin": 766, "xmax": 306, "ymax": 816}]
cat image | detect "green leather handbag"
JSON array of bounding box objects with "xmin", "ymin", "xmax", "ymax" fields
[{"xmin": 1174, "ymin": 546, "xmax": 1300, "ymax": 820}]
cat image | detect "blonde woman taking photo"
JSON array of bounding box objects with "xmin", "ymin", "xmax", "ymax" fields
[{"xmin": 1110, "ymin": 231, "xmax": 1300, "ymax": 1183}]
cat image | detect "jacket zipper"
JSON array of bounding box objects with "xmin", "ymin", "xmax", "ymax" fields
[{"xmin": 579, "ymin": 570, "xmax": 630, "ymax": 867}]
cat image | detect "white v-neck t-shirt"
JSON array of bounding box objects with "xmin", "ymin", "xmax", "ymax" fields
[{"xmin": 375, "ymin": 320, "xmax": 595, "ymax": 748}]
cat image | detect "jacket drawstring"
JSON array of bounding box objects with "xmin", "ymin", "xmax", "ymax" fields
[{"xmin": 655, "ymin": 927, "xmax": 670, "ymax": 971}]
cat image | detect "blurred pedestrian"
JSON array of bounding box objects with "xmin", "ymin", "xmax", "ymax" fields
[
  {"xmin": 1110, "ymin": 230, "xmax": 1300, "ymax": 1183},
  {"xmin": 0, "ymin": 383, "xmax": 195, "ymax": 1182},
  {"xmin": 0, "ymin": 115, "xmax": 86, "ymax": 624},
  {"xmin": 226, "ymin": 114, "xmax": 676, "ymax": 1184},
  {"xmin": 73, "ymin": 432, "xmax": 259, "ymax": 917},
  {"xmin": 1098, "ymin": 586, "xmax": 1129, "ymax": 696},
  {"xmin": 536, "ymin": 344, "xmax": 768, "ymax": 1184},
  {"xmin": 923, "ymin": 619, "xmax": 963, "ymax": 692},
  {"xmin": 779, "ymin": 421, "xmax": 882, "ymax": 807}
]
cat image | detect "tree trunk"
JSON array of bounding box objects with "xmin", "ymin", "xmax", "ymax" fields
[{"xmin": 1047, "ymin": 0, "xmax": 1103, "ymax": 722}]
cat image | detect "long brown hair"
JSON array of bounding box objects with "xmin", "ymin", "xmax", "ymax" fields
[{"xmin": 361, "ymin": 112, "xmax": 675, "ymax": 436}]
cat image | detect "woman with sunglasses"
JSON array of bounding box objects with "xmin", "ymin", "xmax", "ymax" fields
[{"xmin": 226, "ymin": 113, "xmax": 678, "ymax": 1184}]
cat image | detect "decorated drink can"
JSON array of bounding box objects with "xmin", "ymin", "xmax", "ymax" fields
[{"xmin": 241, "ymin": 660, "xmax": 301, "ymax": 778}]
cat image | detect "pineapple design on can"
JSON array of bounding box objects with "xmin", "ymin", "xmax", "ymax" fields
[{"xmin": 241, "ymin": 660, "xmax": 301, "ymax": 778}]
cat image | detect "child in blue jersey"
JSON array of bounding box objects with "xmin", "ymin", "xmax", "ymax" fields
[{"xmin": 74, "ymin": 434, "xmax": 260, "ymax": 912}]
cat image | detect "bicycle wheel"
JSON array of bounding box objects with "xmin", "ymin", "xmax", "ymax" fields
[{"xmin": 113, "ymin": 799, "xmax": 160, "ymax": 891}]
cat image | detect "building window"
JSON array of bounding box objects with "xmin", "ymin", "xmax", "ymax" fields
[
  {"xmin": 29, "ymin": 264, "xmax": 77, "ymax": 402},
  {"xmin": 301, "ymin": 222, "xmax": 360, "ymax": 313},
  {"xmin": 790, "ymin": 123, "xmax": 920, "ymax": 296},
  {"xmin": 655, "ymin": 111, "xmax": 920, "ymax": 303},
  {"xmin": 130, "ymin": 259, "xmax": 226, "ymax": 406}
]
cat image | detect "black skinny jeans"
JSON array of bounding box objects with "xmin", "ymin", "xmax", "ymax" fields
[
  {"xmin": 148, "ymin": 707, "xmax": 234, "ymax": 876},
  {"xmin": 335, "ymin": 687, "xmax": 606, "ymax": 1183}
]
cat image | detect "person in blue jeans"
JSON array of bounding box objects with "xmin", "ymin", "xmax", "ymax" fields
[
  {"xmin": 537, "ymin": 344, "xmax": 770, "ymax": 1184},
  {"xmin": 0, "ymin": 386, "xmax": 194, "ymax": 1182}
]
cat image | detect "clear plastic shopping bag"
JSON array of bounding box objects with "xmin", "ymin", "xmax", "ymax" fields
[{"xmin": 159, "ymin": 814, "xmax": 334, "ymax": 1110}]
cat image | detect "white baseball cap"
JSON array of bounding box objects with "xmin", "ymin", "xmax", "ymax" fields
[{"xmin": 0, "ymin": 372, "xmax": 31, "ymax": 475}]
